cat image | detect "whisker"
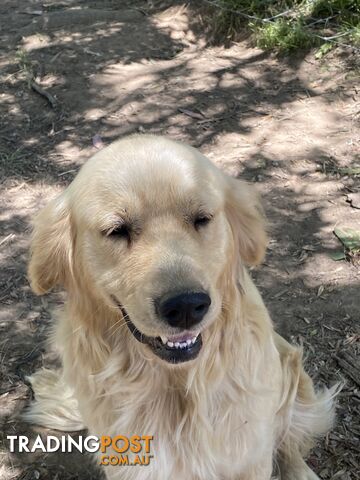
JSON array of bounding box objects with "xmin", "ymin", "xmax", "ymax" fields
[
  {"xmin": 107, "ymin": 315, "xmax": 128, "ymax": 333},
  {"xmin": 109, "ymin": 321, "xmax": 130, "ymax": 338}
]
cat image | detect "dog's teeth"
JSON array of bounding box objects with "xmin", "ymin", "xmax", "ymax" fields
[
  {"xmin": 166, "ymin": 336, "xmax": 198, "ymax": 349},
  {"xmin": 160, "ymin": 336, "xmax": 168, "ymax": 344}
]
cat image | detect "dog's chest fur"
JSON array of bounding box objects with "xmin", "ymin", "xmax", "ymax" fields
[{"xmin": 65, "ymin": 342, "xmax": 280, "ymax": 480}]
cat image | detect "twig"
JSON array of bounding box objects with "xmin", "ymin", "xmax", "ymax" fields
[
  {"xmin": 312, "ymin": 34, "xmax": 360, "ymax": 52},
  {"xmin": 83, "ymin": 47, "xmax": 102, "ymax": 57},
  {"xmin": 178, "ymin": 107, "xmax": 205, "ymax": 120},
  {"xmin": 20, "ymin": 10, "xmax": 43, "ymax": 16},
  {"xmin": 0, "ymin": 233, "xmax": 15, "ymax": 248},
  {"xmin": 30, "ymin": 78, "xmax": 57, "ymax": 108},
  {"xmin": 315, "ymin": 29, "xmax": 356, "ymax": 41},
  {"xmin": 131, "ymin": 7, "xmax": 149, "ymax": 16},
  {"xmin": 49, "ymin": 51, "xmax": 62, "ymax": 63},
  {"xmin": 58, "ymin": 169, "xmax": 76, "ymax": 176},
  {"xmin": 263, "ymin": 9, "xmax": 292, "ymax": 23},
  {"xmin": 307, "ymin": 15, "xmax": 337, "ymax": 27}
]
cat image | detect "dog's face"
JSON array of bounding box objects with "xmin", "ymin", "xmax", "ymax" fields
[{"xmin": 29, "ymin": 136, "xmax": 266, "ymax": 365}]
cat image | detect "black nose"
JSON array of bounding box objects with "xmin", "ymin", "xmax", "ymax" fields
[{"xmin": 157, "ymin": 292, "xmax": 211, "ymax": 329}]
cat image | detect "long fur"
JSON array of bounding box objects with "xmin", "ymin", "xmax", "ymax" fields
[
  {"xmin": 25, "ymin": 135, "xmax": 338, "ymax": 480},
  {"xmin": 25, "ymin": 369, "xmax": 84, "ymax": 431}
]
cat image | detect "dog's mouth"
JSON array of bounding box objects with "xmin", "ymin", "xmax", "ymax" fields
[
  {"xmin": 114, "ymin": 299, "xmax": 202, "ymax": 364},
  {"xmin": 130, "ymin": 320, "xmax": 203, "ymax": 364}
]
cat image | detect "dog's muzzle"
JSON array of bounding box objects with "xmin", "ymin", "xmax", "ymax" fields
[{"xmin": 113, "ymin": 297, "xmax": 203, "ymax": 364}]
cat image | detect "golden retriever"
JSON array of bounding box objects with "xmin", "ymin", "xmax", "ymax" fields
[{"xmin": 26, "ymin": 135, "xmax": 337, "ymax": 480}]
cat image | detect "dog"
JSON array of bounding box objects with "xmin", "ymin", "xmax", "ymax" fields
[{"xmin": 26, "ymin": 135, "xmax": 337, "ymax": 480}]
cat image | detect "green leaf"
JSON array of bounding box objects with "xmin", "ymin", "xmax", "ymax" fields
[
  {"xmin": 338, "ymin": 167, "xmax": 360, "ymax": 176},
  {"xmin": 329, "ymin": 251, "xmax": 346, "ymax": 261},
  {"xmin": 334, "ymin": 227, "xmax": 360, "ymax": 253},
  {"xmin": 315, "ymin": 43, "xmax": 333, "ymax": 59}
]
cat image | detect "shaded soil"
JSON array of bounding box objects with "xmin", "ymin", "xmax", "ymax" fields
[{"xmin": 0, "ymin": 1, "xmax": 359, "ymax": 479}]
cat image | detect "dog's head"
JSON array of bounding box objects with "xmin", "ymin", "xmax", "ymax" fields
[{"xmin": 29, "ymin": 135, "xmax": 266, "ymax": 365}]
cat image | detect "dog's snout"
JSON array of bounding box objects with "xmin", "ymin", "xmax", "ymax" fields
[{"xmin": 157, "ymin": 292, "xmax": 211, "ymax": 329}]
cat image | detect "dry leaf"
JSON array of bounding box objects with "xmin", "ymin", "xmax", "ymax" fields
[
  {"xmin": 178, "ymin": 107, "xmax": 205, "ymax": 120},
  {"xmin": 317, "ymin": 285, "xmax": 324, "ymax": 296}
]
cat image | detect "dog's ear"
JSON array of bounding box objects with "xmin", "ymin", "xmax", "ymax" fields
[
  {"xmin": 225, "ymin": 176, "xmax": 267, "ymax": 266},
  {"xmin": 28, "ymin": 193, "xmax": 73, "ymax": 294}
]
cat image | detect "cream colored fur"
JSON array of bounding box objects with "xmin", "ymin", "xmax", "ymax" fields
[{"xmin": 25, "ymin": 135, "xmax": 337, "ymax": 480}]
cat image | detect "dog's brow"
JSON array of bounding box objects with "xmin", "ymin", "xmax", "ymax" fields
[
  {"xmin": 99, "ymin": 212, "xmax": 133, "ymax": 231},
  {"xmin": 184, "ymin": 197, "xmax": 211, "ymax": 212}
]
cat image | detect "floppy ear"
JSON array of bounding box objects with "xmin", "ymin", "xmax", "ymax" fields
[
  {"xmin": 225, "ymin": 176, "xmax": 267, "ymax": 266},
  {"xmin": 28, "ymin": 193, "xmax": 73, "ymax": 294}
]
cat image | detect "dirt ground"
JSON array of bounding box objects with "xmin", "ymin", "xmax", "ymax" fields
[{"xmin": 0, "ymin": 1, "xmax": 359, "ymax": 479}]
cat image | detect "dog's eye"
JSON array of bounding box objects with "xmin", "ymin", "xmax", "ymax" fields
[
  {"xmin": 106, "ymin": 224, "xmax": 131, "ymax": 240},
  {"xmin": 194, "ymin": 215, "xmax": 212, "ymax": 230}
]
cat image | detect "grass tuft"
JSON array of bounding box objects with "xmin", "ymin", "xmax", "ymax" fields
[
  {"xmin": 255, "ymin": 18, "xmax": 314, "ymax": 51},
  {"xmin": 211, "ymin": 0, "xmax": 360, "ymax": 53}
]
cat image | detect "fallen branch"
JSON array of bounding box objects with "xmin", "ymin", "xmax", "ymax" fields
[{"xmin": 30, "ymin": 78, "xmax": 57, "ymax": 109}]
